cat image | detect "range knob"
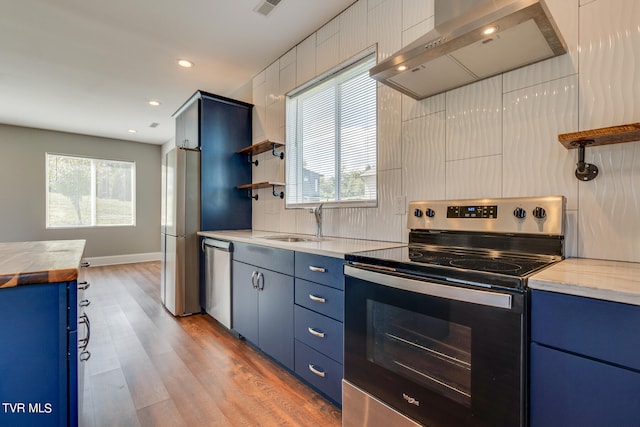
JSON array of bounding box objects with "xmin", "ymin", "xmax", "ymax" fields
[
  {"xmin": 425, "ymin": 208, "xmax": 435, "ymax": 218},
  {"xmin": 413, "ymin": 208, "xmax": 423, "ymax": 218},
  {"xmin": 532, "ymin": 207, "xmax": 547, "ymax": 219},
  {"xmin": 513, "ymin": 207, "xmax": 527, "ymax": 219}
]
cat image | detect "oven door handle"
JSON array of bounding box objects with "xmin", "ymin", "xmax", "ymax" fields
[{"xmin": 344, "ymin": 265, "xmax": 513, "ymax": 309}]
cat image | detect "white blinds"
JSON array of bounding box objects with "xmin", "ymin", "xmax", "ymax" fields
[{"xmin": 286, "ymin": 52, "xmax": 377, "ymax": 207}]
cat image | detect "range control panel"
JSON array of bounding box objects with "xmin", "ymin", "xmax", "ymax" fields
[
  {"xmin": 447, "ymin": 205, "xmax": 497, "ymax": 219},
  {"xmin": 407, "ymin": 196, "xmax": 565, "ymax": 235}
]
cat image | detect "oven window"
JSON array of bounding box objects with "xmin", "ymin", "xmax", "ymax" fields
[{"xmin": 367, "ymin": 300, "xmax": 472, "ymax": 407}]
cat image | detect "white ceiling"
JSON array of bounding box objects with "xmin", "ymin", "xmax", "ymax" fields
[{"xmin": 0, "ymin": 0, "xmax": 356, "ymax": 145}]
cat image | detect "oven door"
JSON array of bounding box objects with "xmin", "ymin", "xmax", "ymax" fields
[{"xmin": 343, "ymin": 264, "xmax": 526, "ymax": 427}]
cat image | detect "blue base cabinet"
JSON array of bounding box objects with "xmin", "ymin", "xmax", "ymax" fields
[
  {"xmin": 0, "ymin": 281, "xmax": 78, "ymax": 427},
  {"xmin": 530, "ymin": 290, "xmax": 640, "ymax": 427},
  {"xmin": 232, "ymin": 243, "xmax": 295, "ymax": 370},
  {"xmin": 293, "ymin": 252, "xmax": 345, "ymax": 405}
]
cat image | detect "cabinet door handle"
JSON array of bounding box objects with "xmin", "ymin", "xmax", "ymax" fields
[
  {"xmin": 80, "ymin": 350, "xmax": 91, "ymax": 362},
  {"xmin": 308, "ymin": 266, "xmax": 326, "ymax": 273},
  {"xmin": 80, "ymin": 261, "xmax": 91, "ymax": 268},
  {"xmin": 251, "ymin": 271, "xmax": 258, "ymax": 289},
  {"xmin": 307, "ymin": 327, "xmax": 325, "ymax": 338},
  {"xmin": 78, "ymin": 313, "xmax": 91, "ymax": 350},
  {"xmin": 78, "ymin": 281, "xmax": 91, "ymax": 291},
  {"xmin": 308, "ymin": 364, "xmax": 326, "ymax": 378},
  {"xmin": 308, "ymin": 294, "xmax": 326, "ymax": 303},
  {"xmin": 80, "ymin": 299, "xmax": 91, "ymax": 308},
  {"xmin": 257, "ymin": 272, "xmax": 264, "ymax": 291}
]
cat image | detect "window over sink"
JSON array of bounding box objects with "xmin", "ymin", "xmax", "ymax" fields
[
  {"xmin": 285, "ymin": 48, "xmax": 377, "ymax": 208},
  {"xmin": 46, "ymin": 153, "xmax": 136, "ymax": 228}
]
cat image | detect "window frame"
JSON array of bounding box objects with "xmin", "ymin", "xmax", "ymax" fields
[
  {"xmin": 285, "ymin": 47, "xmax": 378, "ymax": 209},
  {"xmin": 45, "ymin": 152, "xmax": 137, "ymax": 229}
]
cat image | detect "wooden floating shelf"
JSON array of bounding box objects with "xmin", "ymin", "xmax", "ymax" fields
[
  {"xmin": 237, "ymin": 181, "xmax": 285, "ymax": 190},
  {"xmin": 236, "ymin": 140, "xmax": 285, "ymax": 156},
  {"xmin": 558, "ymin": 122, "xmax": 640, "ymax": 149}
]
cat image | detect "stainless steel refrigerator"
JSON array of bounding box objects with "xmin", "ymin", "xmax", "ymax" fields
[
  {"xmin": 160, "ymin": 146, "xmax": 201, "ymax": 316},
  {"xmin": 161, "ymin": 91, "xmax": 253, "ymax": 318}
]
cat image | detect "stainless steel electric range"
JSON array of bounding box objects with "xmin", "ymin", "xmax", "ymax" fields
[{"xmin": 342, "ymin": 196, "xmax": 565, "ymax": 427}]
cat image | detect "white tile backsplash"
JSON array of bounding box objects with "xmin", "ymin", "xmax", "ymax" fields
[
  {"xmin": 377, "ymin": 84, "xmax": 402, "ymax": 171},
  {"xmin": 445, "ymin": 75, "xmax": 502, "ymax": 161},
  {"xmin": 402, "ymin": 111, "xmax": 446, "ymax": 203},
  {"xmin": 248, "ymin": 0, "xmax": 640, "ymax": 264},
  {"xmin": 296, "ymin": 35, "xmax": 316, "ymax": 86},
  {"xmin": 445, "ymin": 155, "xmax": 502, "ymax": 200},
  {"xmin": 502, "ymin": 75, "xmax": 579, "ymax": 210},
  {"xmin": 579, "ymin": 0, "xmax": 640, "ymax": 130},
  {"xmin": 340, "ymin": 0, "xmax": 369, "ymax": 62},
  {"xmin": 367, "ymin": 0, "xmax": 402, "ymax": 62}
]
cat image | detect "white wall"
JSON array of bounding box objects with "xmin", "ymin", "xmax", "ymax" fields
[{"xmin": 248, "ymin": 0, "xmax": 640, "ymax": 263}]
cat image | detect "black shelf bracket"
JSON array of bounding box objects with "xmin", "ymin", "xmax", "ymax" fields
[
  {"xmin": 272, "ymin": 143, "xmax": 284, "ymax": 159},
  {"xmin": 247, "ymin": 189, "xmax": 258, "ymax": 200},
  {"xmin": 272, "ymin": 184, "xmax": 284, "ymax": 199},
  {"xmin": 570, "ymin": 140, "xmax": 599, "ymax": 181}
]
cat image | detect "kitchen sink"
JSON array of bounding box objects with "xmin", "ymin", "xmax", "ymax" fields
[{"xmin": 261, "ymin": 235, "xmax": 322, "ymax": 243}]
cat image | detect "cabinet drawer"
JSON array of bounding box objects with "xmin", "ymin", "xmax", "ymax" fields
[
  {"xmin": 295, "ymin": 340, "xmax": 343, "ymax": 405},
  {"xmin": 295, "ymin": 252, "xmax": 344, "ymax": 290},
  {"xmin": 531, "ymin": 290, "xmax": 640, "ymax": 371},
  {"xmin": 295, "ymin": 279, "xmax": 344, "ymax": 321},
  {"xmin": 295, "ymin": 306, "xmax": 343, "ymax": 363},
  {"xmin": 530, "ymin": 343, "xmax": 640, "ymax": 427},
  {"xmin": 234, "ymin": 242, "xmax": 294, "ymax": 275}
]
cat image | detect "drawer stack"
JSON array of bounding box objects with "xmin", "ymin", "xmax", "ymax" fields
[{"xmin": 293, "ymin": 252, "xmax": 345, "ymax": 405}]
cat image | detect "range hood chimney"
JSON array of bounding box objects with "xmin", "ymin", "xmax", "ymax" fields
[{"xmin": 370, "ymin": 0, "xmax": 567, "ymax": 99}]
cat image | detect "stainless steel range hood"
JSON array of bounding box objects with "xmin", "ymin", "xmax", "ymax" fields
[{"xmin": 370, "ymin": 0, "xmax": 566, "ymax": 99}]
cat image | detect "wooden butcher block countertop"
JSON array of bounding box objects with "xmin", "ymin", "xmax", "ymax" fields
[{"xmin": 0, "ymin": 240, "xmax": 86, "ymax": 288}]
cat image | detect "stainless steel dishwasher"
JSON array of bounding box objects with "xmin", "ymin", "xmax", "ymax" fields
[{"xmin": 202, "ymin": 238, "xmax": 232, "ymax": 329}]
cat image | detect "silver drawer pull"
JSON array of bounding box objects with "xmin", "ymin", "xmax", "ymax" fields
[
  {"xmin": 78, "ymin": 281, "xmax": 90, "ymax": 291},
  {"xmin": 308, "ymin": 266, "xmax": 326, "ymax": 273},
  {"xmin": 308, "ymin": 294, "xmax": 326, "ymax": 303},
  {"xmin": 80, "ymin": 299, "xmax": 91, "ymax": 308},
  {"xmin": 308, "ymin": 364, "xmax": 326, "ymax": 378},
  {"xmin": 308, "ymin": 327, "xmax": 325, "ymax": 338}
]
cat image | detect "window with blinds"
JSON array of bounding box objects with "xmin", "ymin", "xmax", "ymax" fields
[
  {"xmin": 285, "ymin": 50, "xmax": 377, "ymax": 208},
  {"xmin": 46, "ymin": 153, "xmax": 136, "ymax": 228}
]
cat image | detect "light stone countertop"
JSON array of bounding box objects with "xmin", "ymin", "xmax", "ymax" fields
[
  {"xmin": 197, "ymin": 230, "xmax": 404, "ymax": 259},
  {"xmin": 529, "ymin": 258, "xmax": 640, "ymax": 306}
]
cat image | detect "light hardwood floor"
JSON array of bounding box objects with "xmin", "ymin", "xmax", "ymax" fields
[{"xmin": 79, "ymin": 262, "xmax": 342, "ymax": 427}]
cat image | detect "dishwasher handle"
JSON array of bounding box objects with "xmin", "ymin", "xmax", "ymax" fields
[{"xmin": 202, "ymin": 238, "xmax": 232, "ymax": 253}]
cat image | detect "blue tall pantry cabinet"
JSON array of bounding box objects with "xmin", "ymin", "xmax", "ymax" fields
[{"xmin": 173, "ymin": 91, "xmax": 253, "ymax": 309}]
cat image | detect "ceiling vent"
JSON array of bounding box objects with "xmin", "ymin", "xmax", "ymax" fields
[{"xmin": 254, "ymin": 0, "xmax": 282, "ymax": 16}]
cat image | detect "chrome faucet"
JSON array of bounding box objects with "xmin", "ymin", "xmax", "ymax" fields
[{"xmin": 311, "ymin": 203, "xmax": 324, "ymax": 239}]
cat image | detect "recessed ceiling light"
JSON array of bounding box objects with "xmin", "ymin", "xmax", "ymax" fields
[
  {"xmin": 148, "ymin": 100, "xmax": 161, "ymax": 106},
  {"xmin": 177, "ymin": 59, "xmax": 194, "ymax": 68},
  {"xmin": 482, "ymin": 26, "xmax": 498, "ymax": 36},
  {"xmin": 128, "ymin": 129, "xmax": 137, "ymax": 134},
  {"xmin": 397, "ymin": 65, "xmax": 408, "ymax": 72}
]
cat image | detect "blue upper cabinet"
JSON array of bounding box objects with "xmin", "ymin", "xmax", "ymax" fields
[
  {"xmin": 530, "ymin": 290, "xmax": 640, "ymax": 427},
  {"xmin": 198, "ymin": 92, "xmax": 253, "ymax": 232}
]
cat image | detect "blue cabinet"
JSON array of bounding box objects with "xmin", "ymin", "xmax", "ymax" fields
[
  {"xmin": 232, "ymin": 243, "xmax": 294, "ymax": 370},
  {"xmin": 293, "ymin": 252, "xmax": 345, "ymax": 405},
  {"xmin": 0, "ymin": 281, "xmax": 78, "ymax": 427},
  {"xmin": 530, "ymin": 290, "xmax": 640, "ymax": 427}
]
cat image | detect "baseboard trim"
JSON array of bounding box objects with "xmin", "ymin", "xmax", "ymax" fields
[{"xmin": 82, "ymin": 252, "xmax": 161, "ymax": 267}]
